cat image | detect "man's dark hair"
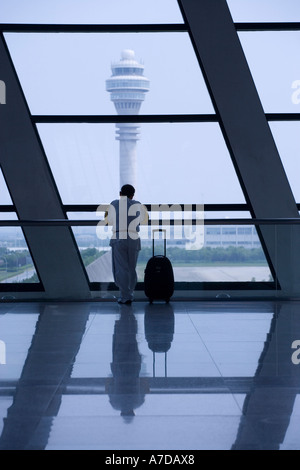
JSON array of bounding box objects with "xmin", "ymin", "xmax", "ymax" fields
[{"xmin": 120, "ymin": 184, "xmax": 135, "ymax": 198}]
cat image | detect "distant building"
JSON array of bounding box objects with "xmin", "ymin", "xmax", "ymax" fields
[
  {"xmin": 139, "ymin": 225, "xmax": 261, "ymax": 250},
  {"xmin": 204, "ymin": 226, "xmax": 260, "ymax": 249}
]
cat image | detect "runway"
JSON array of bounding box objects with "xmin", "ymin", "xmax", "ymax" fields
[{"xmin": 86, "ymin": 252, "xmax": 271, "ymax": 283}]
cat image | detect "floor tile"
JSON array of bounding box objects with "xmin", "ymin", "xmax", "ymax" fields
[{"xmin": 0, "ymin": 300, "xmax": 300, "ymax": 450}]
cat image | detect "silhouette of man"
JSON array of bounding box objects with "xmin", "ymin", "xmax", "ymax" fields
[{"xmin": 107, "ymin": 184, "xmax": 147, "ymax": 305}]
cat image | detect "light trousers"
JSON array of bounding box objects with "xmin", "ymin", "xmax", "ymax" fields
[{"xmin": 110, "ymin": 237, "xmax": 141, "ymax": 302}]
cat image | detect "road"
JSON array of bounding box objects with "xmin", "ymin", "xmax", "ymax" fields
[{"xmin": 0, "ymin": 268, "xmax": 36, "ymax": 284}]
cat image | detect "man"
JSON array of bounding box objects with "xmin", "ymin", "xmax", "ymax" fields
[{"xmin": 107, "ymin": 184, "xmax": 147, "ymax": 305}]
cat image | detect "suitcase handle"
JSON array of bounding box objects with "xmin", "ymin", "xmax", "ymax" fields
[
  {"xmin": 152, "ymin": 229, "xmax": 167, "ymax": 257},
  {"xmin": 153, "ymin": 351, "xmax": 168, "ymax": 378}
]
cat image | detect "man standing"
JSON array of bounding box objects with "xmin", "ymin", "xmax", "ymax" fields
[{"xmin": 107, "ymin": 184, "xmax": 147, "ymax": 305}]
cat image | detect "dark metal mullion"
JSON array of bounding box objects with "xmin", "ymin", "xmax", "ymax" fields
[
  {"xmin": 266, "ymin": 114, "xmax": 300, "ymax": 121},
  {"xmin": 1, "ymin": 23, "xmax": 300, "ymax": 33},
  {"xmin": 26, "ymin": 203, "xmax": 300, "ymax": 212},
  {"xmin": 0, "ymin": 205, "xmax": 16, "ymax": 212},
  {"xmin": 236, "ymin": 22, "xmax": 300, "ymax": 32},
  {"xmin": 32, "ymin": 114, "xmax": 300, "ymax": 124},
  {"xmin": 64, "ymin": 203, "xmax": 250, "ymax": 212},
  {"xmin": 0, "ymin": 23, "xmax": 187, "ymax": 33},
  {"xmin": 32, "ymin": 114, "xmax": 219, "ymax": 124}
]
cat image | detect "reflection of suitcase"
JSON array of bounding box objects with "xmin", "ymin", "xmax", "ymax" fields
[
  {"xmin": 144, "ymin": 229, "xmax": 174, "ymax": 303},
  {"xmin": 145, "ymin": 303, "xmax": 175, "ymax": 377}
]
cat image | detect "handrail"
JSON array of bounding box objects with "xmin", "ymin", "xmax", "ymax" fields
[
  {"xmin": 2, "ymin": 203, "xmax": 299, "ymax": 213},
  {"xmin": 0, "ymin": 218, "xmax": 300, "ymax": 227},
  {"xmin": 0, "ymin": 203, "xmax": 250, "ymax": 212},
  {"xmin": 64, "ymin": 203, "xmax": 250, "ymax": 212}
]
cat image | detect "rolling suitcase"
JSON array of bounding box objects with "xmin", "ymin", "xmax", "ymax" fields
[{"xmin": 144, "ymin": 229, "xmax": 174, "ymax": 303}]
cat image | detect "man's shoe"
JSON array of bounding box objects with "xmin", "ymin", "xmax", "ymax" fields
[{"xmin": 118, "ymin": 299, "xmax": 132, "ymax": 305}]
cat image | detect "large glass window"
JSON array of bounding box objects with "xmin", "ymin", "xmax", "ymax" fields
[
  {"xmin": 0, "ymin": 1, "xmax": 293, "ymax": 296},
  {"xmin": 227, "ymin": 0, "xmax": 300, "ymax": 22},
  {"xmin": 239, "ymin": 32, "xmax": 300, "ymax": 113},
  {"xmin": 270, "ymin": 122, "xmax": 300, "ymax": 203},
  {"xmin": 0, "ymin": 213, "xmax": 40, "ymax": 285},
  {"xmin": 0, "ymin": 0, "xmax": 184, "ymax": 24},
  {"xmin": 72, "ymin": 218, "xmax": 273, "ymax": 285},
  {"xmin": 5, "ymin": 32, "xmax": 213, "ymax": 115},
  {"xmin": 0, "ymin": 172, "xmax": 40, "ymax": 285},
  {"xmin": 38, "ymin": 123, "xmax": 246, "ymax": 205},
  {"xmin": 0, "ymin": 169, "xmax": 13, "ymax": 205}
]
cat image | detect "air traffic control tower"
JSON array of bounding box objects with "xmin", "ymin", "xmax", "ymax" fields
[{"xmin": 106, "ymin": 50, "xmax": 150, "ymax": 189}]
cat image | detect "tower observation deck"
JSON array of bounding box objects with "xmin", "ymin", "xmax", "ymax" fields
[{"xmin": 106, "ymin": 49, "xmax": 150, "ymax": 188}]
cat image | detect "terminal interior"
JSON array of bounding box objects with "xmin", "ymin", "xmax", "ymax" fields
[{"xmin": 0, "ymin": 0, "xmax": 300, "ymax": 450}]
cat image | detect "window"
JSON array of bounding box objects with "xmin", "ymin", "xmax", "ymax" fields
[
  {"xmin": 239, "ymin": 32, "xmax": 300, "ymax": 113},
  {"xmin": 227, "ymin": 0, "xmax": 300, "ymax": 22},
  {"xmin": 237, "ymin": 228, "xmax": 253, "ymax": 235},
  {"xmin": 0, "ymin": 0, "xmax": 184, "ymax": 24},
  {"xmin": 222, "ymin": 228, "xmax": 237, "ymax": 235},
  {"xmin": 5, "ymin": 32, "xmax": 213, "ymax": 115},
  {"xmin": 37, "ymin": 123, "xmax": 246, "ymax": 205}
]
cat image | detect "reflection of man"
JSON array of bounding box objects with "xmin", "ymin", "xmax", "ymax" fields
[
  {"xmin": 107, "ymin": 306, "xmax": 145, "ymax": 421},
  {"xmin": 107, "ymin": 184, "xmax": 147, "ymax": 305}
]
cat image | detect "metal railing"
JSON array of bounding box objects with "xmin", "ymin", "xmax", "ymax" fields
[{"xmin": 0, "ymin": 217, "xmax": 299, "ymax": 227}]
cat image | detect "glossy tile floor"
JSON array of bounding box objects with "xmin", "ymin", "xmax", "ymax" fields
[{"xmin": 0, "ymin": 300, "xmax": 300, "ymax": 450}]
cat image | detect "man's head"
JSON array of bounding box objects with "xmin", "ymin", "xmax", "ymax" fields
[{"xmin": 120, "ymin": 184, "xmax": 135, "ymax": 200}]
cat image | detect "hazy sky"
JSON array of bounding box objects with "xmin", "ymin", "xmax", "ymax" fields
[{"xmin": 1, "ymin": 0, "xmax": 300, "ymax": 206}]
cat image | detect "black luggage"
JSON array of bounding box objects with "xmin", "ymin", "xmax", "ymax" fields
[{"xmin": 144, "ymin": 229, "xmax": 174, "ymax": 303}]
